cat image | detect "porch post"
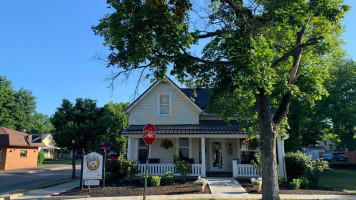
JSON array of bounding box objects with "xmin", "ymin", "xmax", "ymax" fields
[
  {"xmin": 236, "ymin": 138, "xmax": 241, "ymax": 162},
  {"xmin": 201, "ymin": 137, "xmax": 206, "ymax": 177},
  {"xmin": 127, "ymin": 137, "xmax": 132, "ymax": 159}
]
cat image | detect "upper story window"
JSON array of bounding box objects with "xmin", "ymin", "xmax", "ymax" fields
[{"xmin": 157, "ymin": 93, "xmax": 172, "ymax": 115}]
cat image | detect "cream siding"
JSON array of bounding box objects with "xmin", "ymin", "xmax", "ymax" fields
[
  {"xmin": 150, "ymin": 138, "xmax": 177, "ymax": 163},
  {"xmin": 224, "ymin": 138, "xmax": 238, "ymax": 172},
  {"xmin": 192, "ymin": 138, "xmax": 200, "ymax": 164},
  {"xmin": 129, "ymin": 83, "xmax": 199, "ymax": 125}
]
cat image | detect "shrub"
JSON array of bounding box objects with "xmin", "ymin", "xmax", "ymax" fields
[
  {"xmin": 173, "ymin": 153, "xmax": 192, "ymax": 182},
  {"xmin": 285, "ymin": 151, "xmax": 329, "ymax": 186},
  {"xmin": 290, "ymin": 178, "xmax": 301, "ymax": 189},
  {"xmin": 106, "ymin": 157, "xmax": 138, "ymax": 181},
  {"xmin": 37, "ymin": 152, "xmax": 45, "ymax": 165},
  {"xmin": 163, "ymin": 171, "xmax": 174, "ymax": 185},
  {"xmin": 151, "ymin": 176, "xmax": 161, "ymax": 186},
  {"xmin": 300, "ymin": 176, "xmax": 309, "ymax": 189},
  {"xmin": 105, "ymin": 172, "xmax": 113, "ymax": 183},
  {"xmin": 251, "ymin": 153, "xmax": 261, "ymax": 176},
  {"xmin": 193, "ymin": 176, "xmax": 208, "ymax": 187},
  {"xmin": 140, "ymin": 173, "xmax": 152, "ymax": 185},
  {"xmin": 278, "ymin": 176, "xmax": 283, "ymax": 186},
  {"xmin": 251, "ymin": 177, "xmax": 262, "ymax": 186}
]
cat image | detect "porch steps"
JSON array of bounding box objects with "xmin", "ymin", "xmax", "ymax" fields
[{"xmin": 206, "ymin": 177, "xmax": 252, "ymax": 199}]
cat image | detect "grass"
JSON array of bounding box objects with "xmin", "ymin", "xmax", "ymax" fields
[
  {"xmin": 42, "ymin": 159, "xmax": 81, "ymax": 165},
  {"xmin": 319, "ymin": 169, "xmax": 356, "ymax": 194}
]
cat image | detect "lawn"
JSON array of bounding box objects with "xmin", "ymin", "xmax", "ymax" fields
[{"xmin": 319, "ymin": 169, "xmax": 356, "ymax": 194}]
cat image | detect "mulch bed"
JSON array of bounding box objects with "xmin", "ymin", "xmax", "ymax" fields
[
  {"xmin": 55, "ymin": 178, "xmax": 210, "ymax": 197},
  {"xmin": 237, "ymin": 179, "xmax": 349, "ymax": 195}
]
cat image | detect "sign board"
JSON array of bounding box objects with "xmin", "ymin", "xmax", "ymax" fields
[
  {"xmin": 82, "ymin": 152, "xmax": 103, "ymax": 180},
  {"xmin": 84, "ymin": 180, "xmax": 100, "ymax": 186},
  {"xmin": 31, "ymin": 134, "xmax": 42, "ymax": 143},
  {"xmin": 143, "ymin": 124, "xmax": 156, "ymax": 145}
]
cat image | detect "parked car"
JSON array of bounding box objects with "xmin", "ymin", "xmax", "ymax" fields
[{"xmin": 321, "ymin": 152, "xmax": 348, "ymax": 162}]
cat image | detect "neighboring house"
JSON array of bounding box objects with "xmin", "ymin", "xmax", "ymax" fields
[
  {"xmin": 38, "ymin": 133, "xmax": 60, "ymax": 159},
  {"xmin": 304, "ymin": 146, "xmax": 326, "ymax": 160},
  {"xmin": 0, "ymin": 127, "xmax": 45, "ymax": 170},
  {"xmin": 318, "ymin": 139, "xmax": 337, "ymax": 151},
  {"xmin": 122, "ymin": 77, "xmax": 287, "ymax": 178}
]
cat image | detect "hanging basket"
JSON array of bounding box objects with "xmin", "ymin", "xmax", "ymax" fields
[{"xmin": 160, "ymin": 139, "xmax": 173, "ymax": 149}]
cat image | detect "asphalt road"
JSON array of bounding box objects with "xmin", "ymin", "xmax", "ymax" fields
[{"xmin": 0, "ymin": 165, "xmax": 81, "ymax": 194}]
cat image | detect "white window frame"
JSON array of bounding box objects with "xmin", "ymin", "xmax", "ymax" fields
[
  {"xmin": 157, "ymin": 93, "xmax": 172, "ymax": 116},
  {"xmin": 177, "ymin": 138, "xmax": 191, "ymax": 160}
]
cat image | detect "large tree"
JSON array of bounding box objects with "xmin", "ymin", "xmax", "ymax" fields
[
  {"xmin": 92, "ymin": 0, "xmax": 349, "ymax": 199},
  {"xmin": 0, "ymin": 75, "xmax": 36, "ymax": 131}
]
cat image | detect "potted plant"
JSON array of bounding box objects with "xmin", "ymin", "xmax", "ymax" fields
[
  {"xmin": 160, "ymin": 139, "xmax": 173, "ymax": 149},
  {"xmin": 193, "ymin": 176, "xmax": 208, "ymax": 192},
  {"xmin": 251, "ymin": 177, "xmax": 262, "ymax": 191}
]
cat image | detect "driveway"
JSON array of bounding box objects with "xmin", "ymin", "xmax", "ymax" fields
[{"xmin": 0, "ymin": 165, "xmax": 81, "ymax": 195}]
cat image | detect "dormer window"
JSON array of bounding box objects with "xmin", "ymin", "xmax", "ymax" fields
[{"xmin": 157, "ymin": 93, "xmax": 172, "ymax": 115}]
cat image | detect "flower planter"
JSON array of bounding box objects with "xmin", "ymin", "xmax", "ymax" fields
[{"xmin": 253, "ymin": 184, "xmax": 261, "ymax": 191}]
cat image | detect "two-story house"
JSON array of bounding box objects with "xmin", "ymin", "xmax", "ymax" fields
[{"xmin": 122, "ymin": 77, "xmax": 287, "ymax": 178}]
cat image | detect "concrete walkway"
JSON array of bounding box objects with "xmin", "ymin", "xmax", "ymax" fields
[{"xmin": 206, "ymin": 177, "xmax": 251, "ymax": 199}]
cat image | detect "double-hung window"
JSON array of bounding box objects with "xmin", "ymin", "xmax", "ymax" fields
[
  {"xmin": 157, "ymin": 93, "xmax": 171, "ymax": 115},
  {"xmin": 138, "ymin": 139, "xmax": 148, "ymax": 163}
]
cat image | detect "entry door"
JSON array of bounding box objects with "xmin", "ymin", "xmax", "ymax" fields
[{"xmin": 210, "ymin": 139, "xmax": 225, "ymax": 171}]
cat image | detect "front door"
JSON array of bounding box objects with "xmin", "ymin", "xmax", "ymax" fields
[{"xmin": 210, "ymin": 139, "xmax": 225, "ymax": 171}]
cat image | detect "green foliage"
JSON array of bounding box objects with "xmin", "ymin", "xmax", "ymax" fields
[
  {"xmin": 251, "ymin": 153, "xmax": 262, "ymax": 176},
  {"xmin": 140, "ymin": 173, "xmax": 152, "ymax": 185},
  {"xmin": 163, "ymin": 171, "xmax": 174, "ymax": 185},
  {"xmin": 105, "ymin": 172, "xmax": 113, "ymax": 183},
  {"xmin": 251, "ymin": 177, "xmax": 262, "ymax": 186},
  {"xmin": 193, "ymin": 176, "xmax": 208, "ymax": 187},
  {"xmin": 278, "ymin": 176, "xmax": 283, "ymax": 186},
  {"xmin": 37, "ymin": 152, "xmax": 45, "ymax": 165},
  {"xmin": 151, "ymin": 176, "xmax": 161, "ymax": 186},
  {"xmin": 300, "ymin": 176, "xmax": 309, "ymax": 189},
  {"xmin": 329, "ymin": 162, "xmax": 356, "ymax": 169},
  {"xmin": 106, "ymin": 157, "xmax": 138, "ymax": 181},
  {"xmin": 29, "ymin": 112, "xmax": 54, "ymax": 134},
  {"xmin": 285, "ymin": 151, "xmax": 329, "ymax": 186},
  {"xmin": 290, "ymin": 178, "xmax": 301, "ymax": 189},
  {"xmin": 160, "ymin": 139, "xmax": 173, "ymax": 149},
  {"xmin": 0, "ymin": 75, "xmax": 37, "ymax": 131},
  {"xmin": 173, "ymin": 153, "xmax": 192, "ymax": 182}
]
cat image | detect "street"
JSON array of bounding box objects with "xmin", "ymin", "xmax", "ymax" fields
[{"xmin": 0, "ymin": 165, "xmax": 81, "ymax": 194}]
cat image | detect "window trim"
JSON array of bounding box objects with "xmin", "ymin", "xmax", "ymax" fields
[{"xmin": 157, "ymin": 93, "xmax": 172, "ymax": 116}]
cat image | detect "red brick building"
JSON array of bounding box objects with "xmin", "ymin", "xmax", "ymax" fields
[{"xmin": 0, "ymin": 127, "xmax": 45, "ymax": 170}]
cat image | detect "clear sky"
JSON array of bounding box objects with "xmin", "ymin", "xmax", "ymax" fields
[{"xmin": 0, "ymin": 1, "xmax": 355, "ymax": 116}]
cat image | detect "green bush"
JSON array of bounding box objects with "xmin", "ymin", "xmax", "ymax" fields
[
  {"xmin": 251, "ymin": 153, "xmax": 261, "ymax": 176},
  {"xmin": 278, "ymin": 176, "xmax": 283, "ymax": 186},
  {"xmin": 329, "ymin": 162, "xmax": 356, "ymax": 168},
  {"xmin": 163, "ymin": 171, "xmax": 174, "ymax": 185},
  {"xmin": 105, "ymin": 157, "xmax": 138, "ymax": 181},
  {"xmin": 290, "ymin": 178, "xmax": 301, "ymax": 189},
  {"xmin": 151, "ymin": 176, "xmax": 161, "ymax": 186},
  {"xmin": 140, "ymin": 173, "xmax": 152, "ymax": 185},
  {"xmin": 105, "ymin": 172, "xmax": 113, "ymax": 183},
  {"xmin": 285, "ymin": 151, "xmax": 329, "ymax": 186},
  {"xmin": 300, "ymin": 176, "xmax": 309, "ymax": 189},
  {"xmin": 173, "ymin": 153, "xmax": 192, "ymax": 182},
  {"xmin": 37, "ymin": 152, "xmax": 45, "ymax": 165},
  {"xmin": 193, "ymin": 176, "xmax": 208, "ymax": 186}
]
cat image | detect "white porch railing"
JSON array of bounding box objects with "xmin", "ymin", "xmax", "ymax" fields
[
  {"xmin": 137, "ymin": 164, "xmax": 201, "ymax": 176},
  {"xmin": 232, "ymin": 161, "xmax": 259, "ymax": 177}
]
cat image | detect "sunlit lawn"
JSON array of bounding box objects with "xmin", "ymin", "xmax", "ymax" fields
[{"xmin": 319, "ymin": 169, "xmax": 356, "ymax": 194}]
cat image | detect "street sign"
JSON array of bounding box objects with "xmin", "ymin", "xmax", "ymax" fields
[
  {"xmin": 143, "ymin": 124, "xmax": 156, "ymax": 145},
  {"xmin": 100, "ymin": 142, "xmax": 110, "ymax": 151}
]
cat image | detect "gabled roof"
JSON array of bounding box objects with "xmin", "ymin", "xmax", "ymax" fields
[
  {"xmin": 0, "ymin": 127, "xmax": 46, "ymax": 147},
  {"xmin": 181, "ymin": 88, "xmax": 211, "ymax": 110},
  {"xmin": 125, "ymin": 77, "xmax": 203, "ymax": 114}
]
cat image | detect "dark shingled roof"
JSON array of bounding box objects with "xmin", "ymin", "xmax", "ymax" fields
[
  {"xmin": 181, "ymin": 88, "xmax": 211, "ymax": 110},
  {"xmin": 0, "ymin": 127, "xmax": 46, "ymax": 147},
  {"xmin": 122, "ymin": 120, "xmax": 248, "ymax": 135}
]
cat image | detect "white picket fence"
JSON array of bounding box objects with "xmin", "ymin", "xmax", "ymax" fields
[
  {"xmin": 232, "ymin": 161, "xmax": 259, "ymax": 177},
  {"xmin": 137, "ymin": 164, "xmax": 202, "ymax": 176}
]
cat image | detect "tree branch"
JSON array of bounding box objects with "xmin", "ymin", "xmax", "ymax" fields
[{"xmin": 197, "ymin": 30, "xmax": 223, "ymax": 38}]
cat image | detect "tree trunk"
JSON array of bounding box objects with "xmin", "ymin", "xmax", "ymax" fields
[
  {"xmin": 256, "ymin": 88, "xmax": 280, "ymax": 200},
  {"xmin": 72, "ymin": 150, "xmax": 76, "ymax": 179}
]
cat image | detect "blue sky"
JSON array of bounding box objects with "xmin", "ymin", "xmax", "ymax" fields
[{"xmin": 0, "ymin": 1, "xmax": 355, "ymax": 116}]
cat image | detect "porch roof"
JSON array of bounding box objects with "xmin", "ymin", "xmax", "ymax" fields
[{"xmin": 122, "ymin": 120, "xmax": 249, "ymax": 135}]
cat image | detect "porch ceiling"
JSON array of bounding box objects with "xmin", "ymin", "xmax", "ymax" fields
[{"xmin": 122, "ymin": 120, "xmax": 249, "ymax": 136}]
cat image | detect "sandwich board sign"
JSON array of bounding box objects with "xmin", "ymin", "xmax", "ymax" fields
[{"xmin": 82, "ymin": 152, "xmax": 103, "ymax": 182}]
